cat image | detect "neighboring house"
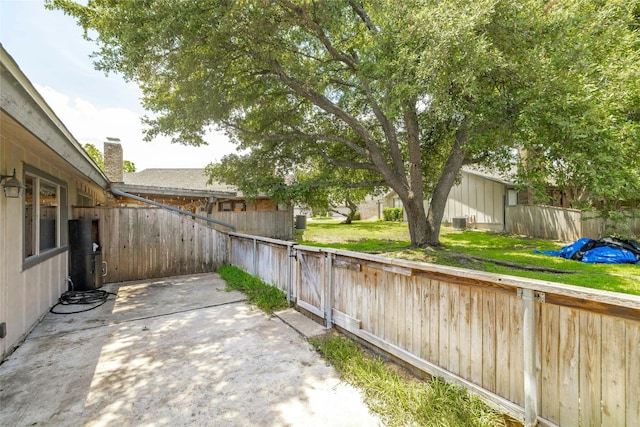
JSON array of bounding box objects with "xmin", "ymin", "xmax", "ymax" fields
[
  {"xmin": 362, "ymin": 166, "xmax": 517, "ymax": 231},
  {"xmin": 103, "ymin": 142, "xmax": 294, "ymax": 239},
  {"xmin": 106, "ymin": 146, "xmax": 237, "ymax": 213},
  {"xmin": 1, "ymin": 45, "xmax": 109, "ymax": 358},
  {"xmin": 102, "ymin": 142, "xmax": 281, "ymax": 215},
  {"xmin": 441, "ymin": 165, "xmax": 517, "ymax": 231},
  {"xmin": 358, "ymin": 191, "xmax": 402, "ymax": 220}
]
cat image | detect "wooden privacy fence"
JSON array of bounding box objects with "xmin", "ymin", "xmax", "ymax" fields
[
  {"xmin": 506, "ymin": 206, "xmax": 640, "ymax": 241},
  {"xmin": 209, "ymin": 210, "xmax": 294, "ymax": 240},
  {"xmin": 228, "ymin": 232, "xmax": 640, "ymax": 427},
  {"xmin": 73, "ymin": 207, "xmax": 228, "ymax": 283}
]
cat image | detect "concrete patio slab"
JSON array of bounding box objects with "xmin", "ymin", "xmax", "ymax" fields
[{"xmin": 0, "ymin": 273, "xmax": 380, "ymax": 426}]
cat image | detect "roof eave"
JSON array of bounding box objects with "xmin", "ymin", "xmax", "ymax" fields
[
  {"xmin": 111, "ymin": 183, "xmax": 237, "ymax": 199},
  {"xmin": 0, "ymin": 44, "xmax": 109, "ymax": 189}
]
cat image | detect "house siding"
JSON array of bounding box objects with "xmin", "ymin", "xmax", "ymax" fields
[
  {"xmin": 1, "ymin": 111, "xmax": 106, "ymax": 359},
  {"xmin": 440, "ymin": 171, "xmax": 507, "ymax": 230}
]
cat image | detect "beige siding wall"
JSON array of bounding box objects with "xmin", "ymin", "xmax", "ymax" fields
[
  {"xmin": 441, "ymin": 171, "xmax": 506, "ymax": 230},
  {"xmin": 1, "ymin": 113, "xmax": 106, "ymax": 359},
  {"xmin": 363, "ymin": 172, "xmax": 508, "ymax": 227}
]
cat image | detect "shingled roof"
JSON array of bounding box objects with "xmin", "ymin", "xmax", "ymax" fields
[
  {"xmin": 122, "ymin": 168, "xmax": 233, "ymax": 191},
  {"xmin": 111, "ymin": 168, "xmax": 237, "ymax": 198},
  {"xmin": 462, "ymin": 165, "xmax": 516, "ymax": 186}
]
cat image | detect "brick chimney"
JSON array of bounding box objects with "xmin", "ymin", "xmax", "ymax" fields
[{"xmin": 103, "ymin": 137, "xmax": 123, "ymax": 183}]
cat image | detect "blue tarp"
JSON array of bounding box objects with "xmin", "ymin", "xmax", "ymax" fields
[{"xmin": 537, "ymin": 237, "xmax": 640, "ymax": 264}]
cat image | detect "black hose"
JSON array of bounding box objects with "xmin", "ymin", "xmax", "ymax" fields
[{"xmin": 50, "ymin": 289, "xmax": 117, "ymax": 314}]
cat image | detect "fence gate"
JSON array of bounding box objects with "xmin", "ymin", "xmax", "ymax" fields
[{"xmin": 295, "ymin": 250, "xmax": 325, "ymax": 318}]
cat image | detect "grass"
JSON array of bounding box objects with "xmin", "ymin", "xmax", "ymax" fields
[
  {"xmin": 310, "ymin": 333, "xmax": 509, "ymax": 427},
  {"xmin": 217, "ymin": 265, "xmax": 289, "ymax": 314},
  {"xmin": 300, "ymin": 220, "xmax": 640, "ymax": 295}
]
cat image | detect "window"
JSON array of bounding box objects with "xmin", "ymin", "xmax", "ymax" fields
[
  {"xmin": 219, "ymin": 201, "xmax": 246, "ymax": 212},
  {"xmin": 77, "ymin": 193, "xmax": 93, "ymax": 207},
  {"xmin": 24, "ymin": 175, "xmax": 35, "ymax": 258},
  {"xmin": 23, "ymin": 167, "xmax": 68, "ymax": 265},
  {"xmin": 39, "ymin": 180, "xmax": 58, "ymax": 251}
]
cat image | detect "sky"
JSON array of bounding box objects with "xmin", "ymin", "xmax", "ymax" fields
[{"xmin": 0, "ymin": 0, "xmax": 236, "ymax": 171}]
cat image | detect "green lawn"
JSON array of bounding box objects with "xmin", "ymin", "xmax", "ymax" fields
[
  {"xmin": 310, "ymin": 333, "xmax": 509, "ymax": 427},
  {"xmin": 299, "ymin": 220, "xmax": 640, "ymax": 295}
]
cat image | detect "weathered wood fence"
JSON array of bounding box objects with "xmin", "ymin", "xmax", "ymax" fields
[
  {"xmin": 228, "ymin": 232, "xmax": 640, "ymax": 427},
  {"xmin": 73, "ymin": 207, "xmax": 228, "ymax": 283},
  {"xmin": 67, "ymin": 206, "xmax": 639, "ymax": 426},
  {"xmin": 506, "ymin": 206, "xmax": 640, "ymax": 241},
  {"xmin": 209, "ymin": 210, "xmax": 294, "ymax": 240}
]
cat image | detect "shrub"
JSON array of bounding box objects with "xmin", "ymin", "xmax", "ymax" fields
[{"xmin": 382, "ymin": 207, "xmax": 404, "ymax": 222}]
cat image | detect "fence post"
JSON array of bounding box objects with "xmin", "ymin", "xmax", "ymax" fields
[
  {"xmin": 324, "ymin": 252, "xmax": 333, "ymax": 329},
  {"xmin": 521, "ymin": 288, "xmax": 539, "ymax": 427},
  {"xmin": 286, "ymin": 245, "xmax": 293, "ymax": 304},
  {"xmin": 252, "ymin": 237, "xmax": 257, "ymax": 276}
]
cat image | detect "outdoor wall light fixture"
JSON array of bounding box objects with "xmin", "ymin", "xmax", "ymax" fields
[{"xmin": 1, "ymin": 169, "xmax": 25, "ymax": 198}]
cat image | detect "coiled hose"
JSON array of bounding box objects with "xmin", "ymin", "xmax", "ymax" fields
[{"xmin": 50, "ymin": 289, "xmax": 117, "ymax": 314}]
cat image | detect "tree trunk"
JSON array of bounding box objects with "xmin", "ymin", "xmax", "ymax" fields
[
  {"xmin": 424, "ymin": 123, "xmax": 468, "ymax": 246},
  {"xmin": 399, "ymin": 122, "xmax": 468, "ymax": 247},
  {"xmin": 329, "ymin": 194, "xmax": 359, "ymax": 224},
  {"xmin": 403, "ymin": 196, "xmax": 430, "ymax": 247},
  {"xmin": 344, "ymin": 195, "xmax": 358, "ymax": 224}
]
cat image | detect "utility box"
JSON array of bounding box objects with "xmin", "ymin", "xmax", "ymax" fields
[
  {"xmin": 452, "ymin": 217, "xmax": 467, "ymax": 230},
  {"xmin": 295, "ymin": 215, "xmax": 307, "ymax": 230},
  {"xmin": 68, "ymin": 219, "xmax": 104, "ymax": 291}
]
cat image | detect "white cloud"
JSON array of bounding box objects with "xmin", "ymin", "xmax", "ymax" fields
[{"xmin": 35, "ymin": 84, "xmax": 237, "ymax": 171}]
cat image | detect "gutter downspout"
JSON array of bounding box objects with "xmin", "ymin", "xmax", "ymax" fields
[{"xmin": 110, "ymin": 187, "xmax": 237, "ymax": 232}]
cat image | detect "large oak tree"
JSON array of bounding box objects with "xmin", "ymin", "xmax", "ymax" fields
[{"xmin": 52, "ymin": 0, "xmax": 639, "ymax": 245}]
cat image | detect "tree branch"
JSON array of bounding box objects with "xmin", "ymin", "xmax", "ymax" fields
[
  {"xmin": 305, "ymin": 180, "xmax": 386, "ymax": 189},
  {"xmin": 318, "ymin": 151, "xmax": 378, "ymax": 171},
  {"xmin": 277, "ymin": 0, "xmax": 358, "ymax": 70},
  {"xmin": 223, "ymin": 120, "xmax": 371, "ymax": 159},
  {"xmin": 348, "ymin": 0, "xmax": 378, "ymax": 34},
  {"xmin": 404, "ymin": 99, "xmax": 424, "ymax": 199},
  {"xmin": 360, "ymin": 79, "xmax": 405, "ymax": 178},
  {"xmin": 268, "ymin": 59, "xmax": 394, "ymax": 180},
  {"xmin": 340, "ymin": 180, "xmax": 386, "ymax": 188}
]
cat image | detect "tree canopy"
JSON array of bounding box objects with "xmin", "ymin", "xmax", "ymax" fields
[
  {"xmin": 514, "ymin": 1, "xmax": 640, "ymax": 224},
  {"xmin": 83, "ymin": 143, "xmax": 104, "ymax": 170},
  {"xmin": 57, "ymin": 0, "xmax": 639, "ymax": 246}
]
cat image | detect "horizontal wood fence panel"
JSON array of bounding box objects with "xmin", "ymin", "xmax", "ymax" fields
[
  {"xmin": 228, "ymin": 234, "xmax": 640, "ymax": 427},
  {"xmin": 332, "ymin": 259, "xmax": 527, "ymax": 407},
  {"xmin": 73, "ymin": 207, "xmax": 228, "ymax": 282}
]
